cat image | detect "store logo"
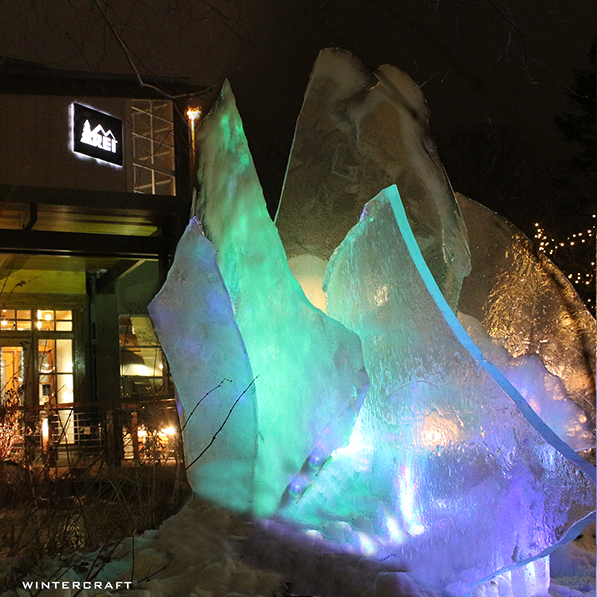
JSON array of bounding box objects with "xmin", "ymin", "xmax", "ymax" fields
[
  {"xmin": 80, "ymin": 120, "xmax": 118, "ymax": 153},
  {"xmin": 72, "ymin": 103, "xmax": 123, "ymax": 166}
]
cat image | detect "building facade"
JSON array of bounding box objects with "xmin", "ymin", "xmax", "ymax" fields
[{"xmin": 0, "ymin": 58, "xmax": 204, "ymax": 465}]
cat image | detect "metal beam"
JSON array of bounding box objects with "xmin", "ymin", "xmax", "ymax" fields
[
  {"xmin": 95, "ymin": 260, "xmax": 146, "ymax": 293},
  {"xmin": 0, "ymin": 229, "xmax": 166, "ymax": 259},
  {"xmin": 0, "ymin": 60, "xmax": 207, "ymax": 99},
  {"xmin": 0, "ymin": 184, "xmax": 191, "ymax": 217}
]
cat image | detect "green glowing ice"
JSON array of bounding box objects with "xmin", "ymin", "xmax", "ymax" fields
[{"xmin": 193, "ymin": 81, "xmax": 369, "ymax": 516}]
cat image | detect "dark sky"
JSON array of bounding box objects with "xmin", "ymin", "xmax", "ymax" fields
[{"xmin": 0, "ymin": 0, "xmax": 594, "ymax": 208}]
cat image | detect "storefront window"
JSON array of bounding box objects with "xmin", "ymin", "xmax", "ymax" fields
[
  {"xmin": 1, "ymin": 308, "xmax": 72, "ymax": 332},
  {"xmin": 1, "ymin": 344, "xmax": 25, "ymax": 399},
  {"xmin": 35, "ymin": 309, "xmax": 72, "ymax": 331},
  {"xmin": 1, "ymin": 309, "xmax": 32, "ymax": 331},
  {"xmin": 0, "ymin": 306, "xmax": 76, "ymax": 452},
  {"xmin": 119, "ymin": 315, "xmax": 168, "ymax": 398},
  {"xmin": 38, "ymin": 338, "xmax": 74, "ymax": 444},
  {"xmin": 0, "ymin": 344, "xmax": 26, "ymax": 460}
]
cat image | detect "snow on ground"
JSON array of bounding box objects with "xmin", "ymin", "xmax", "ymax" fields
[
  {"xmin": 549, "ymin": 524, "xmax": 596, "ymax": 597},
  {"xmin": 4, "ymin": 499, "xmax": 595, "ymax": 597}
]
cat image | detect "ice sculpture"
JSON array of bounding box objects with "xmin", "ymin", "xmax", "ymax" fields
[
  {"xmin": 459, "ymin": 312, "xmax": 594, "ymax": 451},
  {"xmin": 275, "ymin": 48, "xmax": 470, "ymax": 311},
  {"xmin": 189, "ymin": 80, "xmax": 369, "ymax": 516},
  {"xmin": 456, "ymin": 194, "xmax": 596, "ymax": 436},
  {"xmin": 149, "ymin": 53, "xmax": 596, "ymax": 597},
  {"xmin": 148, "ymin": 219, "xmax": 258, "ymax": 512},
  {"xmin": 280, "ymin": 185, "xmax": 595, "ymax": 594}
]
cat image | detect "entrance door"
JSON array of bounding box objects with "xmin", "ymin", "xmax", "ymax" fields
[{"xmin": 38, "ymin": 337, "xmax": 74, "ymax": 444}]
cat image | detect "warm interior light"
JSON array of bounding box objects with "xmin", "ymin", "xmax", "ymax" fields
[{"xmin": 42, "ymin": 417, "xmax": 49, "ymax": 445}]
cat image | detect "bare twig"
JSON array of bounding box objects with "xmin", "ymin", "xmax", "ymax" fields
[
  {"xmin": 180, "ymin": 378, "xmax": 232, "ymax": 433},
  {"xmin": 91, "ymin": 0, "xmax": 173, "ymax": 101},
  {"xmin": 186, "ymin": 376, "xmax": 258, "ymax": 471},
  {"xmin": 90, "ymin": 0, "xmax": 221, "ymax": 102}
]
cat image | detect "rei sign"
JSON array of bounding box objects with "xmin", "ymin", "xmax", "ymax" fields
[{"xmin": 72, "ymin": 103, "xmax": 123, "ymax": 166}]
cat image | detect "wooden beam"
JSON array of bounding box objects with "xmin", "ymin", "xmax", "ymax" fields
[{"xmin": 0, "ymin": 61, "xmax": 207, "ymax": 100}]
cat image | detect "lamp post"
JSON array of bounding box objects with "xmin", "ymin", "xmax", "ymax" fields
[{"xmin": 186, "ymin": 107, "xmax": 201, "ymax": 178}]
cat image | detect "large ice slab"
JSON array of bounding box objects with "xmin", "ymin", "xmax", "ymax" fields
[
  {"xmin": 280, "ymin": 185, "xmax": 596, "ymax": 595},
  {"xmin": 192, "ymin": 80, "xmax": 369, "ymax": 516},
  {"xmin": 148, "ymin": 218, "xmax": 258, "ymax": 512},
  {"xmin": 457, "ymin": 194, "xmax": 596, "ymax": 441},
  {"xmin": 275, "ymin": 48, "xmax": 470, "ymax": 311}
]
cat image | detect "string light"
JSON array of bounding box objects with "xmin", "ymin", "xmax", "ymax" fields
[{"xmin": 533, "ymin": 216, "xmax": 596, "ymax": 310}]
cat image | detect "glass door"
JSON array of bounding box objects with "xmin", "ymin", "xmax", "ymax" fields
[{"xmin": 38, "ymin": 338, "xmax": 74, "ymax": 444}]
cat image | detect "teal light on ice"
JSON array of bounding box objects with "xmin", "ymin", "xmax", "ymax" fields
[{"xmin": 192, "ymin": 80, "xmax": 369, "ymax": 516}]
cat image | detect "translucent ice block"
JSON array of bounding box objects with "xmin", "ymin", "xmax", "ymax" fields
[
  {"xmin": 280, "ymin": 186, "xmax": 596, "ymax": 595},
  {"xmin": 193, "ymin": 80, "xmax": 369, "ymax": 516},
  {"xmin": 457, "ymin": 194, "xmax": 596, "ymax": 441},
  {"xmin": 148, "ymin": 218, "xmax": 258, "ymax": 512},
  {"xmin": 459, "ymin": 312, "xmax": 594, "ymax": 451},
  {"xmin": 275, "ymin": 48, "xmax": 470, "ymax": 310}
]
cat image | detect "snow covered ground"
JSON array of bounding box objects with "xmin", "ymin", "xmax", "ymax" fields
[{"xmin": 4, "ymin": 497, "xmax": 594, "ymax": 597}]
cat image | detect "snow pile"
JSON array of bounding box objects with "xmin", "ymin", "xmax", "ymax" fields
[
  {"xmin": 4, "ymin": 499, "xmax": 594, "ymax": 597},
  {"xmin": 550, "ymin": 523, "xmax": 596, "ymax": 597}
]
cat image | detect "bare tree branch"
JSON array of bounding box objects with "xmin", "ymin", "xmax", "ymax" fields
[{"xmin": 185, "ymin": 376, "xmax": 258, "ymax": 471}]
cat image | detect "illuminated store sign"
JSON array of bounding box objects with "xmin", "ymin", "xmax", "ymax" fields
[{"xmin": 72, "ymin": 103, "xmax": 123, "ymax": 166}]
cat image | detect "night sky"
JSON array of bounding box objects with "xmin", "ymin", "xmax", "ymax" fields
[
  {"xmin": 0, "ymin": 1, "xmax": 593, "ymax": 188},
  {"xmin": 0, "ymin": 0, "xmax": 595, "ymax": 302}
]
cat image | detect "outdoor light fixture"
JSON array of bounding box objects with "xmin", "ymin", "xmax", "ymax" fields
[
  {"xmin": 186, "ymin": 107, "xmax": 201, "ymax": 122},
  {"xmin": 187, "ymin": 107, "xmax": 202, "ymax": 143},
  {"xmin": 187, "ymin": 107, "xmax": 202, "ymax": 171}
]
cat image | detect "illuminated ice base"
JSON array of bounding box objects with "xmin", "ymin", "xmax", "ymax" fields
[{"xmin": 472, "ymin": 558, "xmax": 550, "ymax": 597}]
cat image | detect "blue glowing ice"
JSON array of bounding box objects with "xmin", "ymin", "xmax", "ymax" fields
[
  {"xmin": 148, "ymin": 219, "xmax": 258, "ymax": 512},
  {"xmin": 460, "ymin": 311, "xmax": 594, "ymax": 452}
]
